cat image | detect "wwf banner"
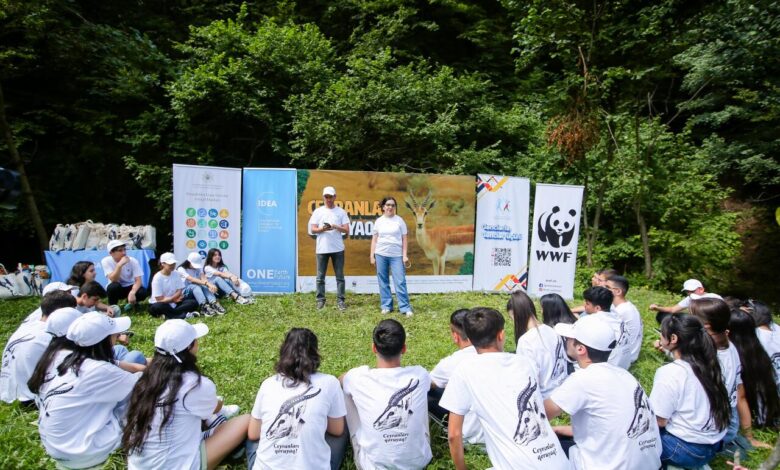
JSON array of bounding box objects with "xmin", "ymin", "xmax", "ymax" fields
[
  {"xmin": 527, "ymin": 183, "xmax": 584, "ymax": 300},
  {"xmin": 472, "ymin": 175, "xmax": 531, "ymax": 292},
  {"xmin": 173, "ymin": 164, "xmax": 242, "ymax": 273}
]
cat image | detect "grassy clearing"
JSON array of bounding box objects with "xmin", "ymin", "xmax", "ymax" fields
[{"xmin": 1, "ymin": 288, "xmax": 776, "ymax": 469}]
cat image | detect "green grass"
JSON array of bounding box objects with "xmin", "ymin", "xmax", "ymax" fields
[{"xmin": 1, "ymin": 289, "xmax": 777, "ymax": 469}]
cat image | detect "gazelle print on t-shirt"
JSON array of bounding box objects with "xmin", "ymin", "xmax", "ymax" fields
[
  {"xmin": 373, "ymin": 378, "xmax": 419, "ymax": 431},
  {"xmin": 513, "ymin": 377, "xmax": 548, "ymax": 446},
  {"xmin": 626, "ymin": 385, "xmax": 653, "ymax": 439},
  {"xmin": 265, "ymin": 386, "xmax": 322, "ymax": 440}
]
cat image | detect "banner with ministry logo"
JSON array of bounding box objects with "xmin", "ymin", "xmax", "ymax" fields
[
  {"xmin": 241, "ymin": 169, "xmax": 297, "ymax": 293},
  {"xmin": 473, "ymin": 175, "xmax": 530, "ymax": 292},
  {"xmin": 173, "ymin": 164, "xmax": 242, "ymax": 273},
  {"xmin": 527, "ymin": 183, "xmax": 584, "ymax": 300}
]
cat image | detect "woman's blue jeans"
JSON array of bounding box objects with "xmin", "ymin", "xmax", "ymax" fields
[
  {"xmin": 375, "ymin": 254, "xmax": 411, "ymax": 312},
  {"xmin": 659, "ymin": 428, "xmax": 719, "ymax": 468},
  {"xmin": 212, "ymin": 277, "xmax": 238, "ymax": 297},
  {"xmin": 183, "ymin": 284, "xmax": 216, "ymax": 305}
]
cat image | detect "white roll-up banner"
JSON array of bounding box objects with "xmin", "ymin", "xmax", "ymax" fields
[
  {"xmin": 173, "ymin": 164, "xmax": 242, "ymax": 273},
  {"xmin": 473, "ymin": 175, "xmax": 531, "ymax": 291},
  {"xmin": 527, "ymin": 183, "xmax": 584, "ymax": 300}
]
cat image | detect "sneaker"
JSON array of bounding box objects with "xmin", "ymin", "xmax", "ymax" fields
[
  {"xmin": 221, "ymin": 404, "xmax": 240, "ymax": 419},
  {"xmin": 235, "ymin": 295, "xmax": 251, "ymax": 305},
  {"xmin": 201, "ymin": 304, "xmax": 217, "ymax": 317},
  {"xmin": 381, "ymin": 309, "xmax": 391, "ymax": 315},
  {"xmin": 185, "ymin": 311, "xmax": 199, "ymax": 319},
  {"xmin": 211, "ymin": 301, "xmax": 226, "ymax": 315},
  {"xmin": 337, "ymin": 300, "xmax": 347, "ymax": 311},
  {"xmin": 402, "ymin": 310, "xmax": 414, "ymax": 317},
  {"xmin": 316, "ymin": 300, "xmax": 326, "ymax": 310}
]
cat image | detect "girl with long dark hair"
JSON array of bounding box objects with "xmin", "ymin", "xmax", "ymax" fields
[
  {"xmin": 31, "ymin": 312, "xmax": 139, "ymax": 469},
  {"xmin": 204, "ymin": 248, "xmax": 253, "ymax": 305},
  {"xmin": 178, "ymin": 252, "xmax": 223, "ymax": 316},
  {"xmin": 123, "ymin": 320, "xmax": 249, "ymax": 470},
  {"xmin": 728, "ymin": 309, "xmax": 780, "ymax": 429},
  {"xmin": 507, "ymin": 290, "xmax": 568, "ymax": 398},
  {"xmin": 540, "ymin": 293, "xmax": 578, "ymax": 328},
  {"xmin": 649, "ymin": 314, "xmax": 731, "ymax": 468},
  {"xmin": 66, "ymin": 261, "xmax": 96, "ymax": 287},
  {"xmin": 745, "ymin": 300, "xmax": 780, "ymax": 387},
  {"xmin": 248, "ymin": 328, "xmax": 346, "ymax": 470}
]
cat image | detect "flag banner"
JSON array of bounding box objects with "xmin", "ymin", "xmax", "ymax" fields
[
  {"xmin": 473, "ymin": 175, "xmax": 531, "ymax": 292},
  {"xmin": 241, "ymin": 169, "xmax": 297, "ymax": 293},
  {"xmin": 527, "ymin": 183, "xmax": 584, "ymax": 300},
  {"xmin": 173, "ymin": 164, "xmax": 242, "ymax": 273},
  {"xmin": 296, "ymin": 169, "xmax": 475, "ymax": 293}
]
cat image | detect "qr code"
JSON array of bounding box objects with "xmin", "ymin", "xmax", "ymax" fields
[{"xmin": 492, "ymin": 248, "xmax": 511, "ymax": 267}]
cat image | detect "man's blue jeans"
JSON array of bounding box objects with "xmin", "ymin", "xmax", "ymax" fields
[
  {"xmin": 316, "ymin": 251, "xmax": 345, "ymax": 302},
  {"xmin": 375, "ymin": 254, "xmax": 410, "ymax": 312}
]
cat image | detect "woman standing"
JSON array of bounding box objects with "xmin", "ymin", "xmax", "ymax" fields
[
  {"xmin": 248, "ymin": 328, "xmax": 346, "ymax": 470},
  {"xmin": 370, "ymin": 196, "xmax": 412, "ymax": 316},
  {"xmin": 649, "ymin": 314, "xmax": 730, "ymax": 468}
]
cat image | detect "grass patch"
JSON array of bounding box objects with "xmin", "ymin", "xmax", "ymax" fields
[{"xmin": 1, "ymin": 289, "xmax": 776, "ymax": 469}]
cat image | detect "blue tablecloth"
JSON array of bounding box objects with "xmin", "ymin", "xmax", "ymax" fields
[{"xmin": 44, "ymin": 250, "xmax": 156, "ymax": 288}]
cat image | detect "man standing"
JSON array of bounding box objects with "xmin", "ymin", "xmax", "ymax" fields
[
  {"xmin": 545, "ymin": 315, "xmax": 662, "ymax": 470},
  {"xmin": 101, "ymin": 240, "xmax": 148, "ymax": 307},
  {"xmin": 341, "ymin": 319, "xmax": 432, "ymax": 469},
  {"xmin": 649, "ymin": 278, "xmax": 722, "ymax": 323},
  {"xmin": 309, "ymin": 186, "xmax": 350, "ymax": 310}
]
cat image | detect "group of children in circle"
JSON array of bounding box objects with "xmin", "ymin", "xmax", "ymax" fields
[{"xmin": 1, "ymin": 265, "xmax": 779, "ymax": 470}]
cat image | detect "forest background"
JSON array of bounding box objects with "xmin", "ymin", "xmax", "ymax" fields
[{"xmin": 1, "ymin": 0, "xmax": 779, "ymax": 303}]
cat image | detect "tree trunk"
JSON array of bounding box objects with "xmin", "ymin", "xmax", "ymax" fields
[
  {"xmin": 0, "ymin": 82, "xmax": 49, "ymax": 255},
  {"xmin": 634, "ymin": 199, "xmax": 652, "ymax": 278}
]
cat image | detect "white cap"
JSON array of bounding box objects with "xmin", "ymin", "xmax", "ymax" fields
[
  {"xmin": 554, "ymin": 315, "xmax": 616, "ymax": 352},
  {"xmin": 682, "ymin": 279, "xmax": 703, "ymax": 292},
  {"xmin": 160, "ymin": 252, "xmax": 177, "ymax": 265},
  {"xmin": 107, "ymin": 240, "xmax": 126, "ymax": 252},
  {"xmin": 66, "ymin": 311, "xmax": 131, "ymax": 347},
  {"xmin": 154, "ymin": 320, "xmax": 209, "ymax": 363},
  {"xmin": 186, "ymin": 252, "xmax": 204, "ymax": 269},
  {"xmin": 322, "ymin": 186, "xmax": 336, "ymax": 196},
  {"xmin": 46, "ymin": 307, "xmax": 82, "ymax": 337},
  {"xmin": 43, "ymin": 282, "xmax": 74, "ymax": 296}
]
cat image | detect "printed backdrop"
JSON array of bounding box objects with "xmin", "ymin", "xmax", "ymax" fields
[
  {"xmin": 296, "ymin": 169, "xmax": 476, "ymax": 293},
  {"xmin": 172, "ymin": 164, "xmax": 242, "ymax": 272}
]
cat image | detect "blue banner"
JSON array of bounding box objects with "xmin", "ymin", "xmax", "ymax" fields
[{"xmin": 241, "ymin": 169, "xmax": 297, "ymax": 293}]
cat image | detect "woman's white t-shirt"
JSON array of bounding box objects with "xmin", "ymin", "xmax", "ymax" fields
[
  {"xmin": 756, "ymin": 323, "xmax": 780, "ymax": 386},
  {"xmin": 150, "ymin": 271, "xmax": 185, "ymax": 307},
  {"xmin": 429, "ymin": 346, "xmax": 484, "ymax": 444},
  {"xmin": 204, "ymin": 265, "xmax": 229, "ymax": 281},
  {"xmin": 251, "ymin": 372, "xmax": 346, "ymax": 470},
  {"xmin": 516, "ymin": 324, "xmax": 569, "ymax": 398},
  {"xmin": 128, "ymin": 372, "xmax": 218, "ymax": 470},
  {"xmin": 649, "ymin": 359, "xmax": 728, "ymax": 444},
  {"xmin": 717, "ymin": 343, "xmax": 742, "ymax": 410},
  {"xmin": 177, "ymin": 266, "xmax": 202, "ymax": 287},
  {"xmin": 38, "ymin": 350, "xmax": 139, "ymax": 468},
  {"xmin": 373, "ymin": 215, "xmax": 408, "ymax": 258}
]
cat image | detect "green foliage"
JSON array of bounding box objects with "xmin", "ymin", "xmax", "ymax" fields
[{"xmin": 1, "ymin": 290, "xmax": 776, "ymax": 469}]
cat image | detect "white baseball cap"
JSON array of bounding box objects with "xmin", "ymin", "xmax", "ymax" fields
[
  {"xmin": 160, "ymin": 252, "xmax": 177, "ymax": 265},
  {"xmin": 46, "ymin": 307, "xmax": 82, "ymax": 337},
  {"xmin": 322, "ymin": 186, "xmax": 336, "ymax": 196},
  {"xmin": 107, "ymin": 240, "xmax": 126, "ymax": 252},
  {"xmin": 43, "ymin": 282, "xmax": 75, "ymax": 296},
  {"xmin": 66, "ymin": 311, "xmax": 131, "ymax": 347},
  {"xmin": 682, "ymin": 279, "xmax": 703, "ymax": 292},
  {"xmin": 554, "ymin": 315, "xmax": 616, "ymax": 352},
  {"xmin": 186, "ymin": 252, "xmax": 204, "ymax": 269},
  {"xmin": 154, "ymin": 320, "xmax": 209, "ymax": 363}
]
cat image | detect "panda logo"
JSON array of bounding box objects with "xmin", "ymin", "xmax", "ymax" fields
[{"xmin": 537, "ymin": 206, "xmax": 578, "ymax": 248}]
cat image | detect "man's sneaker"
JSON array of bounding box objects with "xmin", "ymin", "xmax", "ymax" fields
[
  {"xmin": 201, "ymin": 304, "xmax": 217, "ymax": 317},
  {"xmin": 337, "ymin": 300, "xmax": 347, "ymax": 311},
  {"xmin": 235, "ymin": 295, "xmax": 251, "ymax": 305},
  {"xmin": 402, "ymin": 310, "xmax": 414, "ymax": 317},
  {"xmin": 211, "ymin": 301, "xmax": 226, "ymax": 315},
  {"xmin": 185, "ymin": 311, "xmax": 199, "ymax": 319},
  {"xmin": 221, "ymin": 404, "xmax": 240, "ymax": 419},
  {"xmin": 381, "ymin": 309, "xmax": 391, "ymax": 315},
  {"xmin": 316, "ymin": 300, "xmax": 326, "ymax": 310}
]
